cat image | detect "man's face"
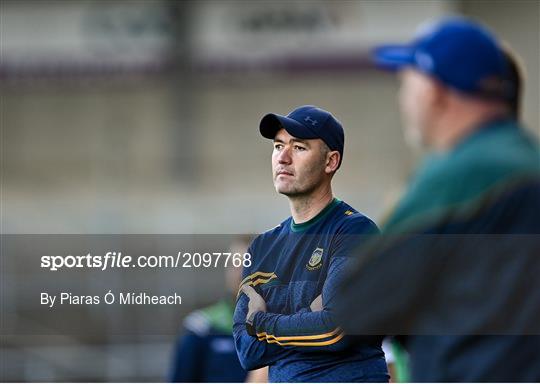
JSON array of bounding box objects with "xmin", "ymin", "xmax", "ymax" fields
[
  {"xmin": 398, "ymin": 68, "xmax": 437, "ymax": 148},
  {"xmin": 271, "ymin": 129, "xmax": 328, "ymax": 197}
]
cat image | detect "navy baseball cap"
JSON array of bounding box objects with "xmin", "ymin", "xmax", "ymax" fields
[
  {"xmin": 260, "ymin": 105, "xmax": 345, "ymax": 167},
  {"xmin": 373, "ymin": 17, "xmax": 514, "ymax": 100}
]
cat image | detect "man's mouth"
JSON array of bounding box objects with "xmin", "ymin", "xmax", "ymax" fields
[{"xmin": 276, "ymin": 170, "xmax": 294, "ymax": 177}]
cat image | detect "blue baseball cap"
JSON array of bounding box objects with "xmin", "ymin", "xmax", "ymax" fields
[
  {"xmin": 260, "ymin": 105, "xmax": 345, "ymax": 168},
  {"xmin": 373, "ymin": 17, "xmax": 514, "ymax": 100}
]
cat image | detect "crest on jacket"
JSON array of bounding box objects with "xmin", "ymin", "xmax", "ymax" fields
[{"xmin": 306, "ymin": 247, "xmax": 324, "ymax": 271}]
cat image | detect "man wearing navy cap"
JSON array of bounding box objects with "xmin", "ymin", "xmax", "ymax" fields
[
  {"xmin": 233, "ymin": 105, "xmax": 389, "ymax": 382},
  {"xmin": 337, "ymin": 18, "xmax": 540, "ymax": 382}
]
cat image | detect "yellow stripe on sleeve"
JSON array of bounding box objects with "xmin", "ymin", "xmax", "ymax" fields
[
  {"xmin": 258, "ymin": 332, "xmax": 345, "ymax": 347},
  {"xmin": 236, "ymin": 272, "xmax": 278, "ymax": 298},
  {"xmin": 256, "ymin": 327, "xmax": 342, "ymax": 341},
  {"xmin": 239, "ymin": 271, "xmax": 276, "ymax": 287}
]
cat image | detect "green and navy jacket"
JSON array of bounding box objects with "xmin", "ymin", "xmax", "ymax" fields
[
  {"xmin": 337, "ymin": 118, "xmax": 540, "ymax": 382},
  {"xmin": 384, "ymin": 118, "xmax": 540, "ymax": 233},
  {"xmin": 233, "ymin": 198, "xmax": 389, "ymax": 382}
]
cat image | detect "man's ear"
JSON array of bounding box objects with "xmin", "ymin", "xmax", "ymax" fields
[
  {"xmin": 325, "ymin": 151, "xmax": 340, "ymax": 174},
  {"xmin": 430, "ymin": 78, "xmax": 449, "ymax": 109}
]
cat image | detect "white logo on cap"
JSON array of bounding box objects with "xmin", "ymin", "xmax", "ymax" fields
[
  {"xmin": 304, "ymin": 116, "xmax": 318, "ymax": 126},
  {"xmin": 415, "ymin": 51, "xmax": 435, "ymax": 72}
]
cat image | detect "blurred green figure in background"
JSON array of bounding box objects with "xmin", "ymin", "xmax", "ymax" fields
[{"xmin": 169, "ymin": 238, "xmax": 250, "ymax": 382}]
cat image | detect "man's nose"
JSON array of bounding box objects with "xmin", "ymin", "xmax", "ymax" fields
[{"xmin": 277, "ymin": 146, "xmax": 292, "ymax": 164}]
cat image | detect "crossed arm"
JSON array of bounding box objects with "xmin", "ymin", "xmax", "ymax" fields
[
  {"xmin": 233, "ymin": 219, "xmax": 378, "ymax": 370},
  {"xmin": 232, "ymin": 256, "xmax": 351, "ymax": 370}
]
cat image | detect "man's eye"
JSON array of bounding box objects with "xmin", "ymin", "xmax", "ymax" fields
[
  {"xmin": 294, "ymin": 145, "xmax": 306, "ymax": 151},
  {"xmin": 274, "ymin": 144, "xmax": 283, "ymax": 150}
]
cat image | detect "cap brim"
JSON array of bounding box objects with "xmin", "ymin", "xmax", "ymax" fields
[
  {"xmin": 260, "ymin": 114, "xmax": 318, "ymax": 140},
  {"xmin": 372, "ymin": 44, "xmax": 416, "ymax": 71}
]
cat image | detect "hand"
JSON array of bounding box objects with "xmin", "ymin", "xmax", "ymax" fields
[
  {"xmin": 310, "ymin": 294, "xmax": 323, "ymax": 312},
  {"xmin": 241, "ymin": 284, "xmax": 267, "ymax": 320}
]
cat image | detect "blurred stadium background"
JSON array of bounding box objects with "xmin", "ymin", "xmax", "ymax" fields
[{"xmin": 1, "ymin": 0, "xmax": 538, "ymax": 381}]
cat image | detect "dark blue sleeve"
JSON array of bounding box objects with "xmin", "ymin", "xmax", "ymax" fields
[
  {"xmin": 169, "ymin": 331, "xmax": 205, "ymax": 382},
  {"xmin": 233, "ymin": 244, "xmax": 293, "ymax": 370},
  {"xmin": 252, "ymin": 217, "xmax": 379, "ymax": 352}
]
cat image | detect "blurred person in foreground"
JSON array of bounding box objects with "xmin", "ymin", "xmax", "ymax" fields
[
  {"xmin": 382, "ymin": 43, "xmax": 528, "ymax": 384},
  {"xmin": 234, "ymin": 106, "xmax": 388, "ymax": 382},
  {"xmin": 336, "ymin": 17, "xmax": 540, "ymax": 382},
  {"xmin": 169, "ymin": 238, "xmax": 250, "ymax": 382}
]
